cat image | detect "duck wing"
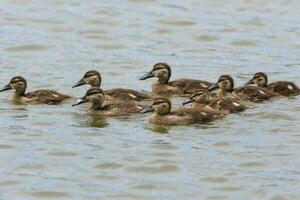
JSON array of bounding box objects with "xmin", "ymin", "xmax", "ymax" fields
[
  {"xmin": 104, "ymin": 88, "xmax": 152, "ymax": 101},
  {"xmin": 26, "ymin": 90, "xmax": 71, "ymax": 104},
  {"xmin": 172, "ymin": 108, "xmax": 221, "ymax": 123},
  {"xmin": 267, "ymin": 81, "xmax": 300, "ymax": 96},
  {"xmin": 209, "ymin": 99, "xmax": 247, "ymax": 113},
  {"xmin": 102, "ymin": 102, "xmax": 143, "ymax": 114},
  {"xmin": 234, "ymin": 86, "xmax": 275, "ymax": 102},
  {"xmin": 169, "ymin": 79, "xmax": 212, "ymax": 94}
]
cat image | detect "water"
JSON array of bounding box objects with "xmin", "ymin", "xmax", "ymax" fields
[{"xmin": 0, "ymin": 0, "xmax": 300, "ymax": 199}]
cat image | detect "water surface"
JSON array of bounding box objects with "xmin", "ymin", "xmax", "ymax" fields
[{"xmin": 0, "ymin": 0, "xmax": 300, "ymax": 199}]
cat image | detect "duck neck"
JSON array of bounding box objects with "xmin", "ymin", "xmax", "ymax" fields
[
  {"xmin": 90, "ymin": 79, "xmax": 101, "ymax": 87},
  {"xmin": 157, "ymin": 77, "xmax": 169, "ymax": 84},
  {"xmin": 90, "ymin": 99, "xmax": 103, "ymax": 110},
  {"xmin": 217, "ymin": 90, "xmax": 230, "ymax": 99},
  {"xmin": 193, "ymin": 101, "xmax": 209, "ymax": 109},
  {"xmin": 15, "ymin": 88, "xmax": 26, "ymax": 97}
]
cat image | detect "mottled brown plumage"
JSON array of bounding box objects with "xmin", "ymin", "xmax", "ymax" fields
[
  {"xmin": 72, "ymin": 87, "xmax": 143, "ymax": 116},
  {"xmin": 183, "ymin": 89, "xmax": 247, "ymax": 115},
  {"xmin": 246, "ymin": 72, "xmax": 300, "ymax": 96},
  {"xmin": 0, "ymin": 76, "xmax": 71, "ymax": 105},
  {"xmin": 73, "ymin": 70, "xmax": 152, "ymax": 101},
  {"xmin": 140, "ymin": 63, "xmax": 212, "ymax": 96},
  {"xmin": 140, "ymin": 98, "xmax": 222, "ymax": 125},
  {"xmin": 209, "ymin": 74, "xmax": 276, "ymax": 103}
]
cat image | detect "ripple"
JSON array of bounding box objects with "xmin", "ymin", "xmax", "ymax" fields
[
  {"xmin": 196, "ymin": 35, "xmax": 219, "ymax": 42},
  {"xmin": 230, "ymin": 40, "xmax": 258, "ymax": 47},
  {"xmin": 0, "ymin": 144, "xmax": 15, "ymax": 149},
  {"xmin": 199, "ymin": 177, "xmax": 228, "ymax": 183},
  {"xmin": 94, "ymin": 162, "xmax": 123, "ymax": 169},
  {"xmin": 0, "ymin": 180, "xmax": 20, "ymax": 187},
  {"xmin": 214, "ymin": 186, "xmax": 244, "ymax": 192},
  {"xmin": 153, "ymin": 29, "xmax": 173, "ymax": 34},
  {"xmin": 48, "ymin": 151, "xmax": 78, "ymax": 157},
  {"xmin": 212, "ymin": 141, "xmax": 233, "ymax": 147},
  {"xmin": 95, "ymin": 44, "xmax": 127, "ymax": 50},
  {"xmin": 156, "ymin": 19, "xmax": 197, "ymax": 27},
  {"xmin": 28, "ymin": 191, "xmax": 69, "ymax": 198},
  {"xmin": 124, "ymin": 165, "xmax": 180, "ymax": 174},
  {"xmin": 206, "ymin": 195, "xmax": 228, "ymax": 200},
  {"xmin": 6, "ymin": 45, "xmax": 49, "ymax": 52},
  {"xmin": 133, "ymin": 183, "xmax": 157, "ymax": 190},
  {"xmin": 240, "ymin": 19, "xmax": 266, "ymax": 27},
  {"xmin": 18, "ymin": 164, "xmax": 46, "ymax": 171},
  {"xmin": 239, "ymin": 161, "xmax": 267, "ymax": 168},
  {"xmin": 94, "ymin": 174, "xmax": 119, "ymax": 180}
]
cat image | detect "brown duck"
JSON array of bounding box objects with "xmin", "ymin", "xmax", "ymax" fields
[
  {"xmin": 140, "ymin": 63, "xmax": 212, "ymax": 96},
  {"xmin": 72, "ymin": 87, "xmax": 143, "ymax": 116},
  {"xmin": 182, "ymin": 89, "xmax": 247, "ymax": 115},
  {"xmin": 73, "ymin": 70, "xmax": 152, "ymax": 101},
  {"xmin": 0, "ymin": 76, "xmax": 71, "ymax": 104},
  {"xmin": 208, "ymin": 74, "xmax": 276, "ymax": 102},
  {"xmin": 140, "ymin": 98, "xmax": 222, "ymax": 125},
  {"xmin": 246, "ymin": 72, "xmax": 300, "ymax": 96}
]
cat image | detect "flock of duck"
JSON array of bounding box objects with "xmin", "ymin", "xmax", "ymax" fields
[{"xmin": 0, "ymin": 63, "xmax": 299, "ymax": 125}]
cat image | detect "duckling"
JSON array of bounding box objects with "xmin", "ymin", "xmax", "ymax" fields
[
  {"xmin": 140, "ymin": 98, "xmax": 222, "ymax": 125},
  {"xmin": 182, "ymin": 89, "xmax": 247, "ymax": 115},
  {"xmin": 0, "ymin": 76, "xmax": 71, "ymax": 104},
  {"xmin": 139, "ymin": 63, "xmax": 212, "ymax": 96},
  {"xmin": 246, "ymin": 72, "xmax": 300, "ymax": 96},
  {"xmin": 208, "ymin": 74, "xmax": 276, "ymax": 102},
  {"xmin": 72, "ymin": 87, "xmax": 142, "ymax": 116},
  {"xmin": 72, "ymin": 70, "xmax": 152, "ymax": 101}
]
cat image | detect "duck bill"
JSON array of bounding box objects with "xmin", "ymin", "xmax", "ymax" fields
[
  {"xmin": 72, "ymin": 97, "xmax": 88, "ymax": 107},
  {"xmin": 0, "ymin": 84, "xmax": 12, "ymax": 92},
  {"xmin": 245, "ymin": 79, "xmax": 254, "ymax": 85},
  {"xmin": 139, "ymin": 71, "xmax": 154, "ymax": 80},
  {"xmin": 140, "ymin": 105, "xmax": 154, "ymax": 114},
  {"xmin": 182, "ymin": 98, "xmax": 195, "ymax": 105},
  {"xmin": 72, "ymin": 79, "xmax": 85, "ymax": 88},
  {"xmin": 208, "ymin": 83, "xmax": 219, "ymax": 91}
]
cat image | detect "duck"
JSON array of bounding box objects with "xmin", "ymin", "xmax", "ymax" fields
[
  {"xmin": 208, "ymin": 74, "xmax": 276, "ymax": 103},
  {"xmin": 245, "ymin": 72, "xmax": 300, "ymax": 96},
  {"xmin": 72, "ymin": 70, "xmax": 152, "ymax": 101},
  {"xmin": 139, "ymin": 63, "xmax": 212, "ymax": 96},
  {"xmin": 182, "ymin": 89, "xmax": 247, "ymax": 115},
  {"xmin": 140, "ymin": 98, "xmax": 222, "ymax": 125},
  {"xmin": 72, "ymin": 87, "xmax": 143, "ymax": 116},
  {"xmin": 0, "ymin": 76, "xmax": 71, "ymax": 104}
]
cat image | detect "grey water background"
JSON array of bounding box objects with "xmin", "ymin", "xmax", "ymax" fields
[{"xmin": 0, "ymin": 0, "xmax": 300, "ymax": 199}]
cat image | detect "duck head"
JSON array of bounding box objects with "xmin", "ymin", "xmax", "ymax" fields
[
  {"xmin": 72, "ymin": 87, "xmax": 105, "ymax": 110},
  {"xmin": 140, "ymin": 98, "xmax": 171, "ymax": 115},
  {"xmin": 208, "ymin": 75, "xmax": 234, "ymax": 93},
  {"xmin": 182, "ymin": 89, "xmax": 210, "ymax": 105},
  {"xmin": 245, "ymin": 72, "xmax": 268, "ymax": 87},
  {"xmin": 140, "ymin": 63, "xmax": 171, "ymax": 84},
  {"xmin": 73, "ymin": 70, "xmax": 102, "ymax": 88},
  {"xmin": 0, "ymin": 76, "xmax": 27, "ymax": 95}
]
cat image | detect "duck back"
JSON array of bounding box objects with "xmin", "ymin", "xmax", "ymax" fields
[
  {"xmin": 25, "ymin": 90, "xmax": 71, "ymax": 104},
  {"xmin": 234, "ymin": 86, "xmax": 275, "ymax": 102},
  {"xmin": 267, "ymin": 81, "xmax": 300, "ymax": 96},
  {"xmin": 105, "ymin": 88, "xmax": 152, "ymax": 101}
]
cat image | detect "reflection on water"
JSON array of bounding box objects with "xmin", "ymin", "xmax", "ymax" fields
[{"xmin": 0, "ymin": 0, "xmax": 300, "ymax": 199}]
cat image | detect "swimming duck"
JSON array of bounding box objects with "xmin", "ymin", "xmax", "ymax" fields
[
  {"xmin": 246, "ymin": 72, "xmax": 300, "ymax": 96},
  {"xmin": 140, "ymin": 98, "xmax": 222, "ymax": 125},
  {"xmin": 182, "ymin": 89, "xmax": 247, "ymax": 114},
  {"xmin": 72, "ymin": 87, "xmax": 142, "ymax": 116},
  {"xmin": 208, "ymin": 74, "xmax": 276, "ymax": 102},
  {"xmin": 72, "ymin": 70, "xmax": 152, "ymax": 101},
  {"xmin": 0, "ymin": 76, "xmax": 71, "ymax": 104},
  {"xmin": 139, "ymin": 63, "xmax": 212, "ymax": 96}
]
